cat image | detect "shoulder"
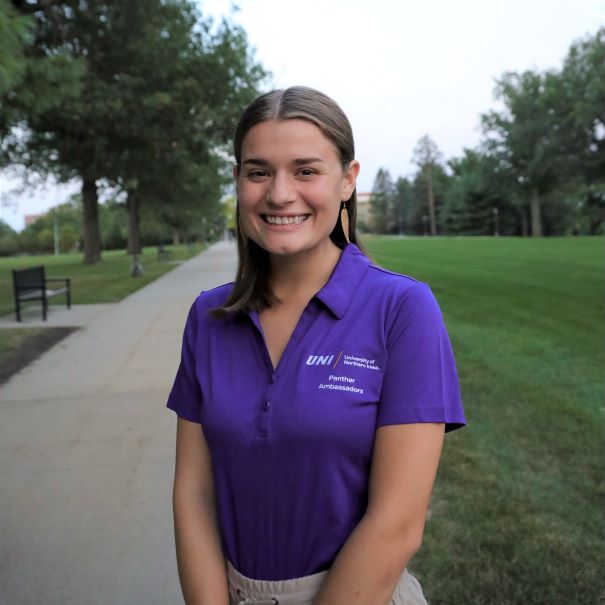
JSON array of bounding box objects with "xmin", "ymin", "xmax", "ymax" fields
[
  {"xmin": 364, "ymin": 260, "xmax": 437, "ymax": 312},
  {"xmin": 193, "ymin": 282, "xmax": 234, "ymax": 311},
  {"xmin": 361, "ymin": 261, "xmax": 443, "ymax": 341},
  {"xmin": 184, "ymin": 282, "xmax": 235, "ymax": 331}
]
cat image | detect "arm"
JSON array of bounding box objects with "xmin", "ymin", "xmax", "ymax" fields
[
  {"xmin": 311, "ymin": 422, "xmax": 445, "ymax": 605},
  {"xmin": 172, "ymin": 416, "xmax": 229, "ymax": 605}
]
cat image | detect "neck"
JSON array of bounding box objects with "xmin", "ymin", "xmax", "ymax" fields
[{"xmin": 269, "ymin": 239, "xmax": 344, "ymax": 302}]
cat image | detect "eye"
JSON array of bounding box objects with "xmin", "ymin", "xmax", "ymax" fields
[
  {"xmin": 246, "ymin": 169, "xmax": 269, "ymax": 180},
  {"xmin": 297, "ymin": 168, "xmax": 316, "ymax": 177}
]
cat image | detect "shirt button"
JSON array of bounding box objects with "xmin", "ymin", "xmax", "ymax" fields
[
  {"xmin": 263, "ymin": 400, "xmax": 270, "ymax": 411},
  {"xmin": 270, "ymin": 373, "xmax": 276, "ymax": 383}
]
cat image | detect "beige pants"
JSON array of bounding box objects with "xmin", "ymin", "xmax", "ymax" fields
[{"xmin": 227, "ymin": 559, "xmax": 429, "ymax": 605}]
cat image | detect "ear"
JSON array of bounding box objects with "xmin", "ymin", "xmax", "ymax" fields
[
  {"xmin": 342, "ymin": 160, "xmax": 360, "ymax": 201},
  {"xmin": 232, "ymin": 164, "xmax": 239, "ymax": 179}
]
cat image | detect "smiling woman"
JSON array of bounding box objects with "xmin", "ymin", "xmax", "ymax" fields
[
  {"xmin": 235, "ymin": 118, "xmax": 358, "ymax": 260},
  {"xmin": 217, "ymin": 86, "xmax": 365, "ymax": 315},
  {"xmin": 165, "ymin": 86, "xmax": 466, "ymax": 605}
]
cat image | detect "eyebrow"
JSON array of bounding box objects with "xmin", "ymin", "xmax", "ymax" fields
[
  {"xmin": 293, "ymin": 157, "xmax": 324, "ymax": 165},
  {"xmin": 242, "ymin": 157, "xmax": 324, "ymax": 167}
]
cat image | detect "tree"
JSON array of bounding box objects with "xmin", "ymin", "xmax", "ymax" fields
[
  {"xmin": 392, "ymin": 177, "xmax": 412, "ymax": 235},
  {"xmin": 369, "ymin": 168, "xmax": 395, "ymax": 233},
  {"xmin": 481, "ymin": 69, "xmax": 568, "ymax": 237},
  {"xmin": 408, "ymin": 162, "xmax": 449, "ymax": 235},
  {"xmin": 557, "ymin": 28, "xmax": 605, "ymax": 234},
  {"xmin": 444, "ymin": 149, "xmax": 518, "ymax": 235},
  {"xmin": 0, "ymin": 217, "xmax": 18, "ymax": 255},
  {"xmin": 412, "ymin": 135, "xmax": 442, "ymax": 235},
  {"xmin": 0, "ymin": 1, "xmax": 83, "ymax": 156},
  {"xmin": 0, "ymin": 1, "xmax": 29, "ymax": 95},
  {"xmin": 3, "ymin": 0, "xmax": 267, "ymax": 265},
  {"xmin": 101, "ymin": 4, "xmax": 266, "ymax": 269}
]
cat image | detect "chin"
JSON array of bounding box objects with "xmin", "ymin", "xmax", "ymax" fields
[{"xmin": 266, "ymin": 243, "xmax": 306, "ymax": 256}]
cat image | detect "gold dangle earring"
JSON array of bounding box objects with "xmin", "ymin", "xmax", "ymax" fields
[{"xmin": 340, "ymin": 201, "xmax": 350, "ymax": 243}]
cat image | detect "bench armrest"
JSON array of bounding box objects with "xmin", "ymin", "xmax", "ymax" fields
[{"xmin": 45, "ymin": 277, "xmax": 71, "ymax": 283}]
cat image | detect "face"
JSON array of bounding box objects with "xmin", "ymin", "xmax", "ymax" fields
[{"xmin": 235, "ymin": 119, "xmax": 359, "ymax": 259}]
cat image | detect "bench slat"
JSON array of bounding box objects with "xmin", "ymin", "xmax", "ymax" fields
[{"xmin": 19, "ymin": 288, "xmax": 67, "ymax": 300}]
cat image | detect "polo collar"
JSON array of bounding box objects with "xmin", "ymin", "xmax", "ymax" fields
[
  {"xmin": 314, "ymin": 243, "xmax": 370, "ymax": 319},
  {"xmin": 240, "ymin": 243, "xmax": 370, "ymax": 322}
]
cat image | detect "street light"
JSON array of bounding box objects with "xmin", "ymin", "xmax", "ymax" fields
[{"xmin": 54, "ymin": 215, "xmax": 60, "ymax": 255}]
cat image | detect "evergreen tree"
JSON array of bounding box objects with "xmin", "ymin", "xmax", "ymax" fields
[
  {"xmin": 392, "ymin": 177, "xmax": 412, "ymax": 235},
  {"xmin": 412, "ymin": 135, "xmax": 443, "ymax": 235},
  {"xmin": 369, "ymin": 168, "xmax": 395, "ymax": 233},
  {"xmin": 444, "ymin": 149, "xmax": 515, "ymax": 235}
]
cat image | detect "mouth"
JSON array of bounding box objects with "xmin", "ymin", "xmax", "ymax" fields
[{"xmin": 261, "ymin": 214, "xmax": 310, "ymax": 225}]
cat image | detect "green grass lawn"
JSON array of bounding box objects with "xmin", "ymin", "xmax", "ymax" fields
[
  {"xmin": 361, "ymin": 235, "xmax": 604, "ymax": 605},
  {"xmin": 0, "ymin": 242, "xmax": 206, "ymax": 318},
  {"xmin": 1, "ymin": 235, "xmax": 602, "ymax": 602}
]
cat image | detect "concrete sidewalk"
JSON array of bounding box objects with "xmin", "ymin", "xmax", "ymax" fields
[
  {"xmin": 0, "ymin": 303, "xmax": 118, "ymax": 329},
  {"xmin": 0, "ymin": 240, "xmax": 237, "ymax": 605}
]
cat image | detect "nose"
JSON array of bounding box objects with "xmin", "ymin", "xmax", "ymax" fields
[{"xmin": 266, "ymin": 171, "xmax": 296, "ymax": 206}]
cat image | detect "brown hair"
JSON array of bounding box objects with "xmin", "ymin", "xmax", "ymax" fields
[{"xmin": 211, "ymin": 86, "xmax": 368, "ymax": 317}]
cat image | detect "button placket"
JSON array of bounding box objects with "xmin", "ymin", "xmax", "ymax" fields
[
  {"xmin": 257, "ymin": 369, "xmax": 276, "ymax": 435},
  {"xmin": 249, "ymin": 302, "xmax": 320, "ymax": 438}
]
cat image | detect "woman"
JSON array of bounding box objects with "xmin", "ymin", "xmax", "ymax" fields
[{"xmin": 166, "ymin": 86, "xmax": 466, "ymax": 605}]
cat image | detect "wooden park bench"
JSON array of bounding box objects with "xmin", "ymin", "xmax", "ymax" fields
[{"xmin": 12, "ymin": 266, "xmax": 71, "ymax": 322}]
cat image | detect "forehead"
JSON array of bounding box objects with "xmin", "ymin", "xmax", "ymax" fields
[{"xmin": 241, "ymin": 119, "xmax": 340, "ymax": 162}]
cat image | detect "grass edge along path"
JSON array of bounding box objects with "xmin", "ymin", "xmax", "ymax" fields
[
  {"xmin": 0, "ymin": 242, "xmax": 208, "ymax": 316},
  {"xmin": 362, "ymin": 235, "xmax": 604, "ymax": 605},
  {"xmin": 0, "ymin": 327, "xmax": 78, "ymax": 385},
  {"xmin": 0, "ymin": 242, "xmax": 208, "ymax": 381}
]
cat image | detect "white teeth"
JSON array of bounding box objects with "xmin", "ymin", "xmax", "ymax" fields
[{"xmin": 264, "ymin": 214, "xmax": 308, "ymax": 225}]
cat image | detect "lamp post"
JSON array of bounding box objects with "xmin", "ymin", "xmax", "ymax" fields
[
  {"xmin": 493, "ymin": 207, "xmax": 500, "ymax": 237},
  {"xmin": 54, "ymin": 215, "xmax": 60, "ymax": 255}
]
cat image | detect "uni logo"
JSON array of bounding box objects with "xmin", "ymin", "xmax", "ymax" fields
[{"xmin": 306, "ymin": 354, "xmax": 334, "ymax": 366}]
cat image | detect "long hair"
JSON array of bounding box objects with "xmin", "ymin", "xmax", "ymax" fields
[{"xmin": 211, "ymin": 86, "xmax": 368, "ymax": 317}]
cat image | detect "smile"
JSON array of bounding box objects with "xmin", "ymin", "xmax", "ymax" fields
[{"xmin": 261, "ymin": 214, "xmax": 310, "ymax": 225}]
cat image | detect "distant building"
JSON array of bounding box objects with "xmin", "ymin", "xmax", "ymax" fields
[{"xmin": 24, "ymin": 212, "xmax": 47, "ymax": 227}]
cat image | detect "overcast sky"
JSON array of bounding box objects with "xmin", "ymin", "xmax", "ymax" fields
[{"xmin": 1, "ymin": 0, "xmax": 603, "ymax": 231}]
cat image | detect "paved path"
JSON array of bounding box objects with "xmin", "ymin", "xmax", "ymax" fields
[
  {"xmin": 0, "ymin": 241, "xmax": 237, "ymax": 605},
  {"xmin": 0, "ymin": 302, "xmax": 117, "ymax": 329}
]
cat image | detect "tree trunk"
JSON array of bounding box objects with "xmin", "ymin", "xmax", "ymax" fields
[
  {"xmin": 127, "ymin": 187, "xmax": 143, "ymax": 277},
  {"xmin": 127, "ymin": 187, "xmax": 142, "ymax": 255},
  {"xmin": 82, "ymin": 175, "xmax": 102, "ymax": 264},
  {"xmin": 426, "ymin": 164, "xmax": 437, "ymax": 236},
  {"xmin": 172, "ymin": 228, "xmax": 181, "ymax": 246},
  {"xmin": 530, "ymin": 188, "xmax": 543, "ymax": 237}
]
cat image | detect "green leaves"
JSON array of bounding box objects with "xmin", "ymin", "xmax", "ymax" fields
[
  {"xmin": 0, "ymin": 2, "xmax": 31, "ymax": 95},
  {"xmin": 1, "ymin": 0, "xmax": 268, "ymax": 251},
  {"xmin": 476, "ymin": 28, "xmax": 605, "ymax": 236}
]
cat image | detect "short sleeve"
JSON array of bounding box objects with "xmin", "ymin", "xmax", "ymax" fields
[
  {"xmin": 377, "ymin": 282, "xmax": 466, "ymax": 433},
  {"xmin": 166, "ymin": 298, "xmax": 203, "ymax": 423}
]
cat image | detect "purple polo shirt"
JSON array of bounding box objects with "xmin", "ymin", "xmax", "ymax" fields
[{"xmin": 166, "ymin": 242, "xmax": 466, "ymax": 581}]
